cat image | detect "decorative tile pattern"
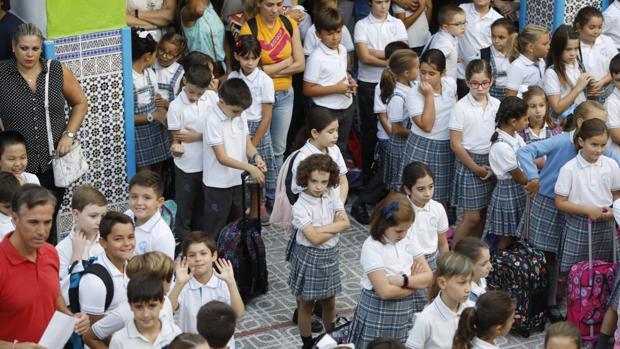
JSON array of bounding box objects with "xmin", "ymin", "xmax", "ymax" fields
[{"xmin": 525, "ymin": 0, "xmax": 602, "ymax": 29}]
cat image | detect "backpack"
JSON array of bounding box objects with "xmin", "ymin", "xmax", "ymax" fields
[
  {"xmin": 247, "ymin": 15, "xmax": 294, "ymax": 41},
  {"xmin": 270, "ymin": 147, "xmax": 312, "ymax": 225},
  {"xmin": 312, "ymin": 317, "xmax": 353, "ymax": 348},
  {"xmin": 68, "ymin": 259, "xmax": 115, "ymax": 314}
]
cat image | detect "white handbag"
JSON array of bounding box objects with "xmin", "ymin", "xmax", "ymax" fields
[{"xmin": 44, "ymin": 60, "xmax": 89, "ymax": 188}]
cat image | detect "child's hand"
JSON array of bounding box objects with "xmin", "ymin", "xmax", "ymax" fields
[
  {"xmin": 170, "ymin": 143, "xmax": 185, "ymax": 157},
  {"xmin": 177, "ymin": 126, "xmax": 202, "ymax": 143},
  {"xmin": 576, "ymin": 73, "xmax": 593, "ymax": 91},
  {"xmin": 175, "ymin": 257, "xmax": 194, "ymax": 285},
  {"xmin": 214, "ymin": 258, "xmax": 236, "ymax": 284},
  {"xmin": 587, "ymin": 207, "xmax": 606, "ymax": 221},
  {"xmin": 71, "ymin": 231, "xmax": 90, "ymax": 259},
  {"xmin": 419, "ymin": 82, "xmax": 433, "ymax": 97},
  {"xmin": 347, "ymin": 74, "xmax": 358, "ymax": 96},
  {"xmin": 155, "ymin": 94, "xmax": 170, "ymax": 109},
  {"xmin": 475, "ymin": 165, "xmax": 492, "ymax": 180},
  {"xmin": 153, "ymin": 110, "xmax": 167, "ymax": 125},
  {"xmin": 601, "ymin": 209, "xmax": 614, "ymax": 221},
  {"xmin": 525, "ymin": 179, "xmax": 539, "ymax": 196},
  {"xmin": 335, "ymin": 211, "xmax": 347, "ymax": 222},
  {"xmin": 411, "ymin": 261, "xmax": 425, "ymax": 275},
  {"xmin": 588, "ymin": 80, "xmax": 605, "ymax": 96},
  {"xmin": 457, "ymin": 56, "xmax": 464, "ymax": 63},
  {"xmin": 254, "ymin": 155, "xmax": 267, "ymax": 172},
  {"xmin": 209, "ymin": 78, "xmax": 220, "ymax": 91},
  {"xmin": 336, "ymin": 78, "xmax": 351, "ymax": 97},
  {"xmin": 73, "ymin": 312, "xmax": 90, "ymax": 336},
  {"xmin": 289, "ymin": 9, "xmax": 305, "ymax": 22},
  {"xmin": 248, "ymin": 165, "xmax": 266, "ymax": 184}
]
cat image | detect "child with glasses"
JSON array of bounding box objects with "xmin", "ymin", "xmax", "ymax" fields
[{"xmin": 424, "ymin": 4, "xmax": 466, "ymax": 80}]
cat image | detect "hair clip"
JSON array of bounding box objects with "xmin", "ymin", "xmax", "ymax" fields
[
  {"xmin": 383, "ymin": 201, "xmax": 399, "ymax": 219},
  {"xmin": 235, "ymin": 39, "xmax": 243, "ymax": 49},
  {"xmin": 137, "ymin": 30, "xmax": 151, "ymax": 39},
  {"xmin": 558, "ymin": 103, "xmax": 577, "ymax": 121}
]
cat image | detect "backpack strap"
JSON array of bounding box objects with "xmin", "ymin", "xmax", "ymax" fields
[
  {"xmin": 480, "ymin": 46, "xmax": 491, "ymax": 64},
  {"xmin": 85, "ymin": 264, "xmax": 115, "ymax": 311},
  {"xmin": 285, "ymin": 150, "xmax": 302, "ymax": 205},
  {"xmin": 248, "ymin": 15, "xmax": 293, "ymax": 40},
  {"xmin": 280, "ymin": 15, "xmax": 293, "ymax": 37}
]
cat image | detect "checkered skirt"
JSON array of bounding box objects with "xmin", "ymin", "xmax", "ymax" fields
[
  {"xmin": 450, "ymin": 153, "xmax": 496, "ymax": 210},
  {"xmin": 411, "ymin": 251, "xmax": 438, "ymax": 313},
  {"xmin": 521, "ymin": 193, "xmax": 565, "ymax": 254},
  {"xmin": 248, "ymin": 120, "xmax": 277, "ymax": 202},
  {"xmin": 485, "ymin": 179, "xmax": 526, "ymax": 238},
  {"xmin": 489, "ymin": 54, "xmax": 507, "ymax": 101},
  {"xmin": 559, "ymin": 214, "xmax": 615, "ymax": 272},
  {"xmin": 400, "ymin": 136, "xmax": 454, "ymax": 203},
  {"xmin": 135, "ymin": 106, "xmax": 171, "ymax": 167},
  {"xmin": 287, "ymin": 238, "xmax": 342, "ymax": 301},
  {"xmin": 348, "ymin": 288, "xmax": 415, "ymax": 348},
  {"xmin": 384, "ymin": 120, "xmax": 411, "ymax": 192}
]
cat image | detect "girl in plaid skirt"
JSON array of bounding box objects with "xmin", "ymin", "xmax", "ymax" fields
[
  {"xmin": 453, "ymin": 238, "xmax": 492, "ymax": 307},
  {"xmin": 520, "ymin": 86, "xmax": 561, "ymax": 146},
  {"xmin": 348, "ymin": 193, "xmax": 433, "ymax": 348},
  {"xmin": 483, "ymin": 18, "xmax": 515, "ymax": 101}
]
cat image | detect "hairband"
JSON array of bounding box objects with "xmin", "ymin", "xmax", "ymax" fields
[
  {"xmin": 558, "ymin": 103, "xmax": 577, "ymax": 121},
  {"xmin": 235, "ymin": 39, "xmax": 243, "ymax": 49},
  {"xmin": 383, "ymin": 201, "xmax": 399, "ymax": 219}
]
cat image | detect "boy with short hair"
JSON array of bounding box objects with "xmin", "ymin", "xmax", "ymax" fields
[
  {"xmin": 605, "ymin": 54, "xmax": 620, "ymax": 158},
  {"xmin": 124, "ymin": 170, "xmax": 175, "ymax": 258},
  {"xmin": 196, "ymin": 301, "xmax": 237, "ymax": 349},
  {"xmin": 0, "ymin": 171, "xmax": 19, "ymax": 239},
  {"xmin": 202, "ymin": 78, "xmax": 266, "ymax": 237},
  {"xmin": 109, "ymin": 272, "xmax": 182, "ymax": 349},
  {"xmin": 0, "ymin": 130, "xmax": 39, "ymax": 185},
  {"xmin": 426, "ymin": 4, "xmax": 466, "ymax": 81},
  {"xmin": 167, "ymin": 65, "xmax": 218, "ymax": 243}
]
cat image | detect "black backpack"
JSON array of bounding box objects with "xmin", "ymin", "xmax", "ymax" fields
[
  {"xmin": 247, "ymin": 15, "xmax": 294, "ymax": 40},
  {"xmin": 68, "ymin": 260, "xmax": 115, "ymax": 313}
]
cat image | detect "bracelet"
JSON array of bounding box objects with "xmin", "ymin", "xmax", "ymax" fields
[
  {"xmin": 401, "ymin": 274, "xmax": 409, "ymax": 289},
  {"xmin": 146, "ymin": 112, "xmax": 154, "ymax": 123},
  {"xmin": 135, "ymin": 9, "xmax": 139, "ymax": 18}
]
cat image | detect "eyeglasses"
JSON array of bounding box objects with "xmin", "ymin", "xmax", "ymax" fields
[
  {"xmin": 448, "ymin": 21, "xmax": 467, "ymax": 27},
  {"xmin": 158, "ymin": 48, "xmax": 179, "ymax": 59},
  {"xmin": 468, "ymin": 80, "xmax": 491, "ymax": 89}
]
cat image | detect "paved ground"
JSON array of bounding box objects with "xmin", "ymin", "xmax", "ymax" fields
[{"xmin": 234, "ymin": 219, "xmax": 548, "ymax": 349}]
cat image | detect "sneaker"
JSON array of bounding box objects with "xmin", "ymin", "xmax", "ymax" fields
[
  {"xmin": 292, "ymin": 308, "xmax": 324, "ymax": 333},
  {"xmin": 350, "ymin": 199, "xmax": 370, "ymax": 225},
  {"xmin": 260, "ymin": 204, "xmax": 271, "ymax": 226}
]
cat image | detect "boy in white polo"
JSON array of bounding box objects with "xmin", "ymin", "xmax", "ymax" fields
[
  {"xmin": 426, "ymin": 4, "xmax": 466, "ymax": 81},
  {"xmin": 202, "ymin": 78, "xmax": 266, "ymax": 237}
]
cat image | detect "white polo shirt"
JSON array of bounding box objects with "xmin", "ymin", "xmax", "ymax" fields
[
  {"xmin": 153, "ymin": 61, "xmax": 184, "ymax": 102},
  {"xmin": 304, "ymin": 24, "xmax": 355, "ymax": 55},
  {"xmin": 391, "ymin": 4, "xmax": 430, "ymax": 48},
  {"xmin": 359, "ymin": 235, "xmax": 423, "ymax": 290},
  {"xmin": 291, "ymin": 140, "xmax": 348, "ymax": 194},
  {"xmin": 471, "ymin": 337, "xmax": 500, "ymax": 349},
  {"xmin": 465, "ymin": 278, "xmax": 487, "ymax": 307},
  {"xmin": 387, "ymin": 82, "xmax": 413, "ymax": 124},
  {"xmin": 133, "ymin": 68, "xmax": 158, "ymax": 106},
  {"xmin": 0, "ymin": 213, "xmax": 14, "ymax": 241},
  {"xmin": 555, "ymin": 152, "xmax": 620, "ymax": 207},
  {"xmin": 228, "ymin": 68, "xmax": 275, "ymax": 122},
  {"xmin": 304, "ymin": 43, "xmax": 352, "ymax": 110},
  {"xmin": 448, "ymin": 93, "xmax": 500, "ymax": 154},
  {"xmin": 17, "ymin": 172, "xmax": 40, "ymax": 185},
  {"xmin": 579, "ymin": 35, "xmax": 619, "ymax": 81},
  {"xmin": 374, "ymin": 84, "xmax": 389, "ymax": 141},
  {"xmin": 124, "ymin": 209, "xmax": 175, "ymax": 259},
  {"xmin": 491, "ymin": 46, "xmax": 509, "ymax": 89},
  {"xmin": 78, "ymin": 253, "xmax": 128, "ymax": 315},
  {"xmin": 407, "ymin": 77, "xmax": 457, "ymax": 140},
  {"xmin": 406, "ymin": 292, "xmax": 468, "ymax": 349},
  {"xmin": 605, "ymin": 88, "xmax": 620, "ymax": 158},
  {"xmin": 109, "ymin": 317, "xmax": 181, "ymax": 349},
  {"xmin": 354, "ymin": 13, "xmax": 408, "ymax": 83},
  {"xmin": 489, "ymin": 129, "xmax": 526, "ymax": 180},
  {"xmin": 604, "ymin": 1, "xmax": 620, "ymax": 49},
  {"xmin": 293, "ymin": 190, "xmax": 345, "ymax": 249},
  {"xmin": 506, "ymin": 54, "xmax": 545, "ymax": 94},
  {"xmin": 202, "ymin": 104, "xmax": 250, "ymax": 188},
  {"xmin": 167, "ymin": 89, "xmax": 219, "ymax": 174},
  {"xmin": 457, "ymin": 3, "xmax": 502, "ymax": 79},
  {"xmin": 176, "ymin": 275, "xmax": 235, "ymax": 349},
  {"xmin": 407, "ymin": 199, "xmax": 449, "ymax": 256},
  {"xmin": 428, "ymin": 30, "xmax": 459, "ymax": 80},
  {"xmin": 543, "ymin": 62, "xmax": 587, "ymax": 105}
]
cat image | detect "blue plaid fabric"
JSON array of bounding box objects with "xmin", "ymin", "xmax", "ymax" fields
[
  {"xmin": 450, "ymin": 153, "xmax": 496, "ymax": 210},
  {"xmin": 157, "ymin": 64, "xmax": 184, "ymax": 102},
  {"xmin": 489, "ymin": 53, "xmax": 507, "ymax": 101},
  {"xmin": 609, "ymin": 269, "xmax": 620, "ymax": 310},
  {"xmin": 521, "ymin": 193, "xmax": 565, "ymax": 254},
  {"xmin": 134, "ymin": 72, "xmax": 171, "ymax": 167},
  {"xmin": 384, "ymin": 93, "xmax": 410, "ymax": 192},
  {"xmin": 559, "ymin": 214, "xmax": 615, "ymax": 272},
  {"xmin": 287, "ymin": 241, "xmax": 342, "ymax": 301},
  {"xmin": 248, "ymin": 120, "xmax": 277, "ymax": 203},
  {"xmin": 485, "ymin": 179, "xmax": 526, "ymax": 238}
]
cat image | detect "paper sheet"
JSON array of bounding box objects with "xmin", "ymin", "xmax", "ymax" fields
[{"xmin": 39, "ymin": 311, "xmax": 76, "ymax": 349}]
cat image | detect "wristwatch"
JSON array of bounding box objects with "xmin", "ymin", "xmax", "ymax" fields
[
  {"xmin": 63, "ymin": 131, "xmax": 76, "ymax": 139},
  {"xmin": 147, "ymin": 112, "xmax": 154, "ymax": 123}
]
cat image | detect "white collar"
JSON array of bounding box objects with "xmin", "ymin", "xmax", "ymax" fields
[
  {"xmin": 189, "ymin": 273, "xmax": 220, "ymax": 290},
  {"xmin": 433, "ymin": 292, "xmax": 467, "ymax": 320},
  {"xmin": 126, "ymin": 318, "xmax": 176, "ymax": 345},
  {"xmin": 238, "ymin": 67, "xmax": 260, "ymax": 82},
  {"xmin": 576, "ymin": 151, "xmax": 603, "ymax": 168},
  {"xmin": 99, "ymin": 252, "xmax": 126, "ymax": 277},
  {"xmin": 304, "ymin": 140, "xmax": 331, "ymax": 155},
  {"xmin": 465, "ymin": 92, "xmax": 490, "ymax": 108},
  {"xmin": 437, "ymin": 29, "xmax": 457, "ymax": 42},
  {"xmin": 368, "ymin": 13, "xmax": 394, "ymax": 23},
  {"xmin": 412, "ymin": 200, "xmax": 432, "ymax": 213},
  {"xmin": 496, "ymin": 129, "xmax": 519, "ymax": 144},
  {"xmin": 318, "ymin": 41, "xmax": 341, "ymax": 56},
  {"xmin": 299, "ymin": 191, "xmax": 330, "ymax": 204},
  {"xmin": 472, "ymin": 337, "xmax": 499, "ymax": 349},
  {"xmin": 490, "ymin": 45, "xmax": 506, "ymax": 59},
  {"xmin": 214, "ymin": 103, "xmax": 232, "ymax": 122},
  {"xmin": 0, "ymin": 212, "xmax": 11, "ymax": 223},
  {"xmin": 130, "ymin": 209, "xmax": 163, "ymax": 233}
]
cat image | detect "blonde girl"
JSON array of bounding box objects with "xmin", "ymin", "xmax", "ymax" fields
[{"xmin": 506, "ymin": 24, "xmax": 550, "ymax": 97}]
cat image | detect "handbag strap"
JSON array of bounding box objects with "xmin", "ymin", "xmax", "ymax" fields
[{"xmin": 44, "ymin": 60, "xmax": 55, "ymax": 157}]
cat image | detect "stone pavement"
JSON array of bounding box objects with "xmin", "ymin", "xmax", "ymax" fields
[{"xmin": 233, "ymin": 219, "xmax": 548, "ymax": 349}]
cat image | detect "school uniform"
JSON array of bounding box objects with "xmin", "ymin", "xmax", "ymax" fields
[
  {"xmin": 471, "ymin": 337, "xmax": 500, "ymax": 349},
  {"xmin": 0, "ymin": 213, "xmax": 14, "ymax": 241},
  {"xmin": 604, "ymin": 0, "xmax": 620, "ymax": 50},
  {"xmin": 153, "ymin": 61, "xmax": 184, "ymax": 103},
  {"xmin": 428, "ymin": 30, "xmax": 459, "ymax": 80},
  {"xmin": 555, "ymin": 152, "xmax": 620, "ymax": 272},
  {"xmin": 466, "ymin": 278, "xmax": 487, "ymax": 307},
  {"xmin": 605, "ymin": 88, "xmax": 620, "ymax": 159},
  {"xmin": 486, "ymin": 130, "xmax": 527, "ymax": 238},
  {"xmin": 133, "ymin": 68, "xmax": 171, "ymax": 167},
  {"xmin": 408, "ymin": 199, "xmax": 449, "ymax": 270},
  {"xmin": 349, "ymin": 235, "xmax": 423, "ymax": 348},
  {"xmin": 391, "ymin": 4, "xmax": 431, "ymax": 50},
  {"xmin": 374, "ymin": 84, "xmax": 389, "ymax": 174},
  {"xmin": 17, "ymin": 172, "xmax": 40, "ymax": 185},
  {"xmin": 487, "ymin": 46, "xmax": 509, "ymax": 100},
  {"xmin": 291, "ymin": 140, "xmax": 348, "ymax": 195},
  {"xmin": 579, "ymin": 35, "xmax": 618, "ymax": 83},
  {"xmin": 124, "ymin": 209, "xmax": 175, "ymax": 259},
  {"xmin": 543, "ymin": 63, "xmax": 587, "ymax": 114},
  {"xmin": 449, "ymin": 93, "xmax": 500, "ymax": 210},
  {"xmin": 303, "ymin": 25, "xmax": 355, "ymax": 56},
  {"xmin": 384, "ymin": 82, "xmax": 414, "ymax": 192},
  {"xmin": 506, "ymin": 54, "xmax": 545, "ymax": 96},
  {"xmin": 522, "ymin": 125, "xmax": 553, "ymax": 144},
  {"xmin": 457, "ymin": 3, "xmax": 502, "ymax": 80},
  {"xmin": 286, "ymin": 190, "xmax": 345, "ymax": 301},
  {"xmin": 405, "ymin": 292, "xmax": 468, "ymax": 349},
  {"xmin": 78, "ymin": 253, "xmax": 128, "ymax": 315},
  {"xmin": 401, "ymin": 77, "xmax": 457, "ymax": 203},
  {"xmin": 109, "ymin": 317, "xmax": 181, "ymax": 349}
]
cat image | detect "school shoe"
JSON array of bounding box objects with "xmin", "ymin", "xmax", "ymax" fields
[
  {"xmin": 292, "ymin": 308, "xmax": 324, "ymax": 332},
  {"xmin": 350, "ymin": 199, "xmax": 370, "ymax": 225}
]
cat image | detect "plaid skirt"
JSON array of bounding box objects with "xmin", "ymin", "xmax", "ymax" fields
[
  {"xmin": 450, "ymin": 153, "xmax": 496, "ymax": 210},
  {"xmin": 485, "ymin": 179, "xmax": 526, "ymax": 238},
  {"xmin": 400, "ymin": 136, "xmax": 453, "ymax": 203},
  {"xmin": 559, "ymin": 214, "xmax": 615, "ymax": 272},
  {"xmin": 135, "ymin": 121, "xmax": 172, "ymax": 167},
  {"xmin": 411, "ymin": 251, "xmax": 438, "ymax": 313},
  {"xmin": 375, "ymin": 139, "xmax": 388, "ymax": 172},
  {"xmin": 248, "ymin": 120, "xmax": 277, "ymax": 202},
  {"xmin": 522, "ymin": 193, "xmax": 565, "ymax": 254},
  {"xmin": 287, "ymin": 237, "xmax": 342, "ymax": 301},
  {"xmin": 348, "ymin": 288, "xmax": 415, "ymax": 348},
  {"xmin": 384, "ymin": 134, "xmax": 409, "ymax": 192}
]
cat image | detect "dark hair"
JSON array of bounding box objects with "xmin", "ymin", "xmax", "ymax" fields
[
  {"xmin": 573, "ymin": 6, "xmax": 604, "ymax": 31},
  {"xmin": 12, "ymin": 184, "xmax": 56, "ymax": 215},
  {"xmin": 169, "ymin": 333, "xmax": 208, "ymax": 349},
  {"xmin": 307, "ymin": 106, "xmax": 339, "ymax": 134},
  {"xmin": 453, "ymin": 291, "xmax": 516, "ymax": 349},
  {"xmin": 544, "ymin": 321, "xmax": 582, "ymax": 349},
  {"xmin": 367, "ymin": 337, "xmax": 407, "ymax": 349},
  {"xmin": 178, "ymin": 51, "xmax": 213, "ymax": 71},
  {"xmin": 127, "ymin": 272, "xmax": 164, "ymax": 304},
  {"xmin": 131, "ymin": 28, "xmax": 157, "ymax": 61},
  {"xmin": 573, "ymin": 118, "xmax": 608, "ymax": 150},
  {"xmin": 522, "ymin": 86, "xmax": 555, "ymax": 129},
  {"xmin": 490, "ymin": 96, "xmax": 528, "ymax": 142},
  {"xmin": 453, "ymin": 237, "xmax": 489, "ymax": 264},
  {"xmin": 0, "ymin": 130, "xmax": 27, "ymax": 157},
  {"xmin": 465, "ymin": 59, "xmax": 492, "ymax": 81},
  {"xmin": 420, "ymin": 49, "xmax": 446, "ymax": 74},
  {"xmin": 159, "ymin": 31, "xmax": 187, "ymax": 57},
  {"xmin": 0, "ymin": 172, "xmax": 20, "ymax": 205},
  {"xmin": 218, "ymin": 78, "xmax": 252, "ymax": 109},
  {"xmin": 385, "ymin": 41, "xmax": 410, "ymax": 60},
  {"xmin": 401, "ymin": 162, "xmax": 434, "ymax": 192},
  {"xmin": 182, "ymin": 231, "xmax": 217, "ymax": 256},
  {"xmin": 71, "ymin": 184, "xmax": 107, "ymax": 211},
  {"xmin": 491, "ymin": 18, "xmax": 516, "ymax": 34},
  {"xmin": 196, "ymin": 301, "xmax": 237, "ymax": 348},
  {"xmin": 610, "ymin": 53, "xmax": 620, "ymax": 75},
  {"xmin": 429, "ymin": 252, "xmax": 473, "ymax": 300},
  {"xmin": 312, "ymin": 0, "xmax": 338, "ymax": 17},
  {"xmin": 369, "ymin": 193, "xmax": 414, "ymax": 242},
  {"xmin": 296, "ymin": 154, "xmax": 341, "ymax": 188},
  {"xmin": 185, "ymin": 64, "xmax": 212, "ymax": 89},
  {"xmin": 380, "ymin": 49, "xmax": 418, "ymax": 103},
  {"xmin": 234, "ymin": 35, "xmax": 261, "ymax": 59},
  {"xmin": 438, "ymin": 4, "xmax": 464, "ymax": 26},
  {"xmin": 547, "ymin": 25, "xmax": 580, "ymax": 88},
  {"xmin": 129, "ymin": 170, "xmax": 164, "ymax": 198},
  {"xmin": 99, "ymin": 211, "xmax": 134, "ymax": 240},
  {"xmin": 314, "ymin": 7, "xmax": 344, "ymax": 32}
]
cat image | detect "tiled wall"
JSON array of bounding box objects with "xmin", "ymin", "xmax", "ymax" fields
[{"xmin": 525, "ymin": 0, "xmax": 603, "ymax": 29}]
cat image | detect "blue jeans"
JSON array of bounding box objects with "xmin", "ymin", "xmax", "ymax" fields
[{"xmin": 271, "ymin": 87, "xmax": 294, "ymax": 168}]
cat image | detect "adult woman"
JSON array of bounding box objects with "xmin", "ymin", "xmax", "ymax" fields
[
  {"xmin": 240, "ymin": 0, "xmax": 305, "ymax": 167},
  {"xmin": 126, "ymin": 0, "xmax": 178, "ymax": 42},
  {"xmin": 0, "ymin": 23, "xmax": 87, "ymax": 242}
]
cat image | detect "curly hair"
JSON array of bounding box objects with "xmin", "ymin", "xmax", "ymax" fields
[{"xmin": 296, "ymin": 154, "xmax": 341, "ymax": 189}]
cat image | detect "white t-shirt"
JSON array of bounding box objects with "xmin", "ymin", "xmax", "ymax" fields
[
  {"xmin": 124, "ymin": 209, "xmax": 175, "ymax": 259},
  {"xmin": 543, "ymin": 62, "xmax": 586, "ymax": 105},
  {"xmin": 408, "ymin": 199, "xmax": 449, "ymax": 255},
  {"xmin": 153, "ymin": 61, "xmax": 184, "ymax": 103},
  {"xmin": 391, "ymin": 4, "xmax": 430, "ymax": 48},
  {"xmin": 471, "ymin": 337, "xmax": 500, "ymax": 349},
  {"xmin": 109, "ymin": 317, "xmax": 181, "ymax": 349},
  {"xmin": 555, "ymin": 152, "xmax": 620, "ymax": 207},
  {"xmin": 465, "ymin": 278, "xmax": 487, "ymax": 308},
  {"xmin": 428, "ymin": 30, "xmax": 459, "ymax": 80},
  {"xmin": 0, "ymin": 213, "xmax": 14, "ymax": 241},
  {"xmin": 374, "ymin": 84, "xmax": 389, "ymax": 140},
  {"xmin": 293, "ymin": 191, "xmax": 345, "ymax": 249},
  {"xmin": 304, "ymin": 24, "xmax": 355, "ymax": 55},
  {"xmin": 457, "ymin": 3, "xmax": 503, "ymax": 79},
  {"xmin": 387, "ymin": 82, "xmax": 414, "ymax": 124},
  {"xmin": 228, "ymin": 68, "xmax": 275, "ymax": 122},
  {"xmin": 132, "ymin": 68, "xmax": 158, "ymax": 107},
  {"xmin": 167, "ymin": 89, "xmax": 219, "ymax": 173},
  {"xmin": 491, "ymin": 46, "xmax": 509, "ymax": 89},
  {"xmin": 304, "ymin": 43, "xmax": 352, "ymax": 110},
  {"xmin": 359, "ymin": 235, "xmax": 423, "ymax": 290},
  {"xmin": 407, "ymin": 77, "xmax": 457, "ymax": 140},
  {"xmin": 579, "ymin": 35, "xmax": 618, "ymax": 81},
  {"xmin": 202, "ymin": 104, "xmax": 250, "ymax": 188},
  {"xmin": 17, "ymin": 172, "xmax": 40, "ymax": 185},
  {"xmin": 506, "ymin": 54, "xmax": 545, "ymax": 95},
  {"xmin": 406, "ymin": 292, "xmax": 468, "ymax": 349},
  {"xmin": 489, "ymin": 129, "xmax": 526, "ymax": 180},
  {"xmin": 604, "ymin": 1, "xmax": 620, "ymax": 49},
  {"xmin": 448, "ymin": 93, "xmax": 501, "ymax": 154},
  {"xmin": 354, "ymin": 13, "xmax": 408, "ymax": 83},
  {"xmin": 291, "ymin": 140, "xmax": 348, "ymax": 195},
  {"xmin": 605, "ymin": 88, "xmax": 620, "ymax": 158},
  {"xmin": 78, "ymin": 253, "xmax": 128, "ymax": 315}
]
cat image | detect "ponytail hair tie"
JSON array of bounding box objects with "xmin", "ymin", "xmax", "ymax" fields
[{"xmin": 383, "ymin": 201, "xmax": 399, "ymax": 219}]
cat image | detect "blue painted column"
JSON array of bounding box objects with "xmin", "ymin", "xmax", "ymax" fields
[{"xmin": 121, "ymin": 27, "xmax": 137, "ymax": 181}]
